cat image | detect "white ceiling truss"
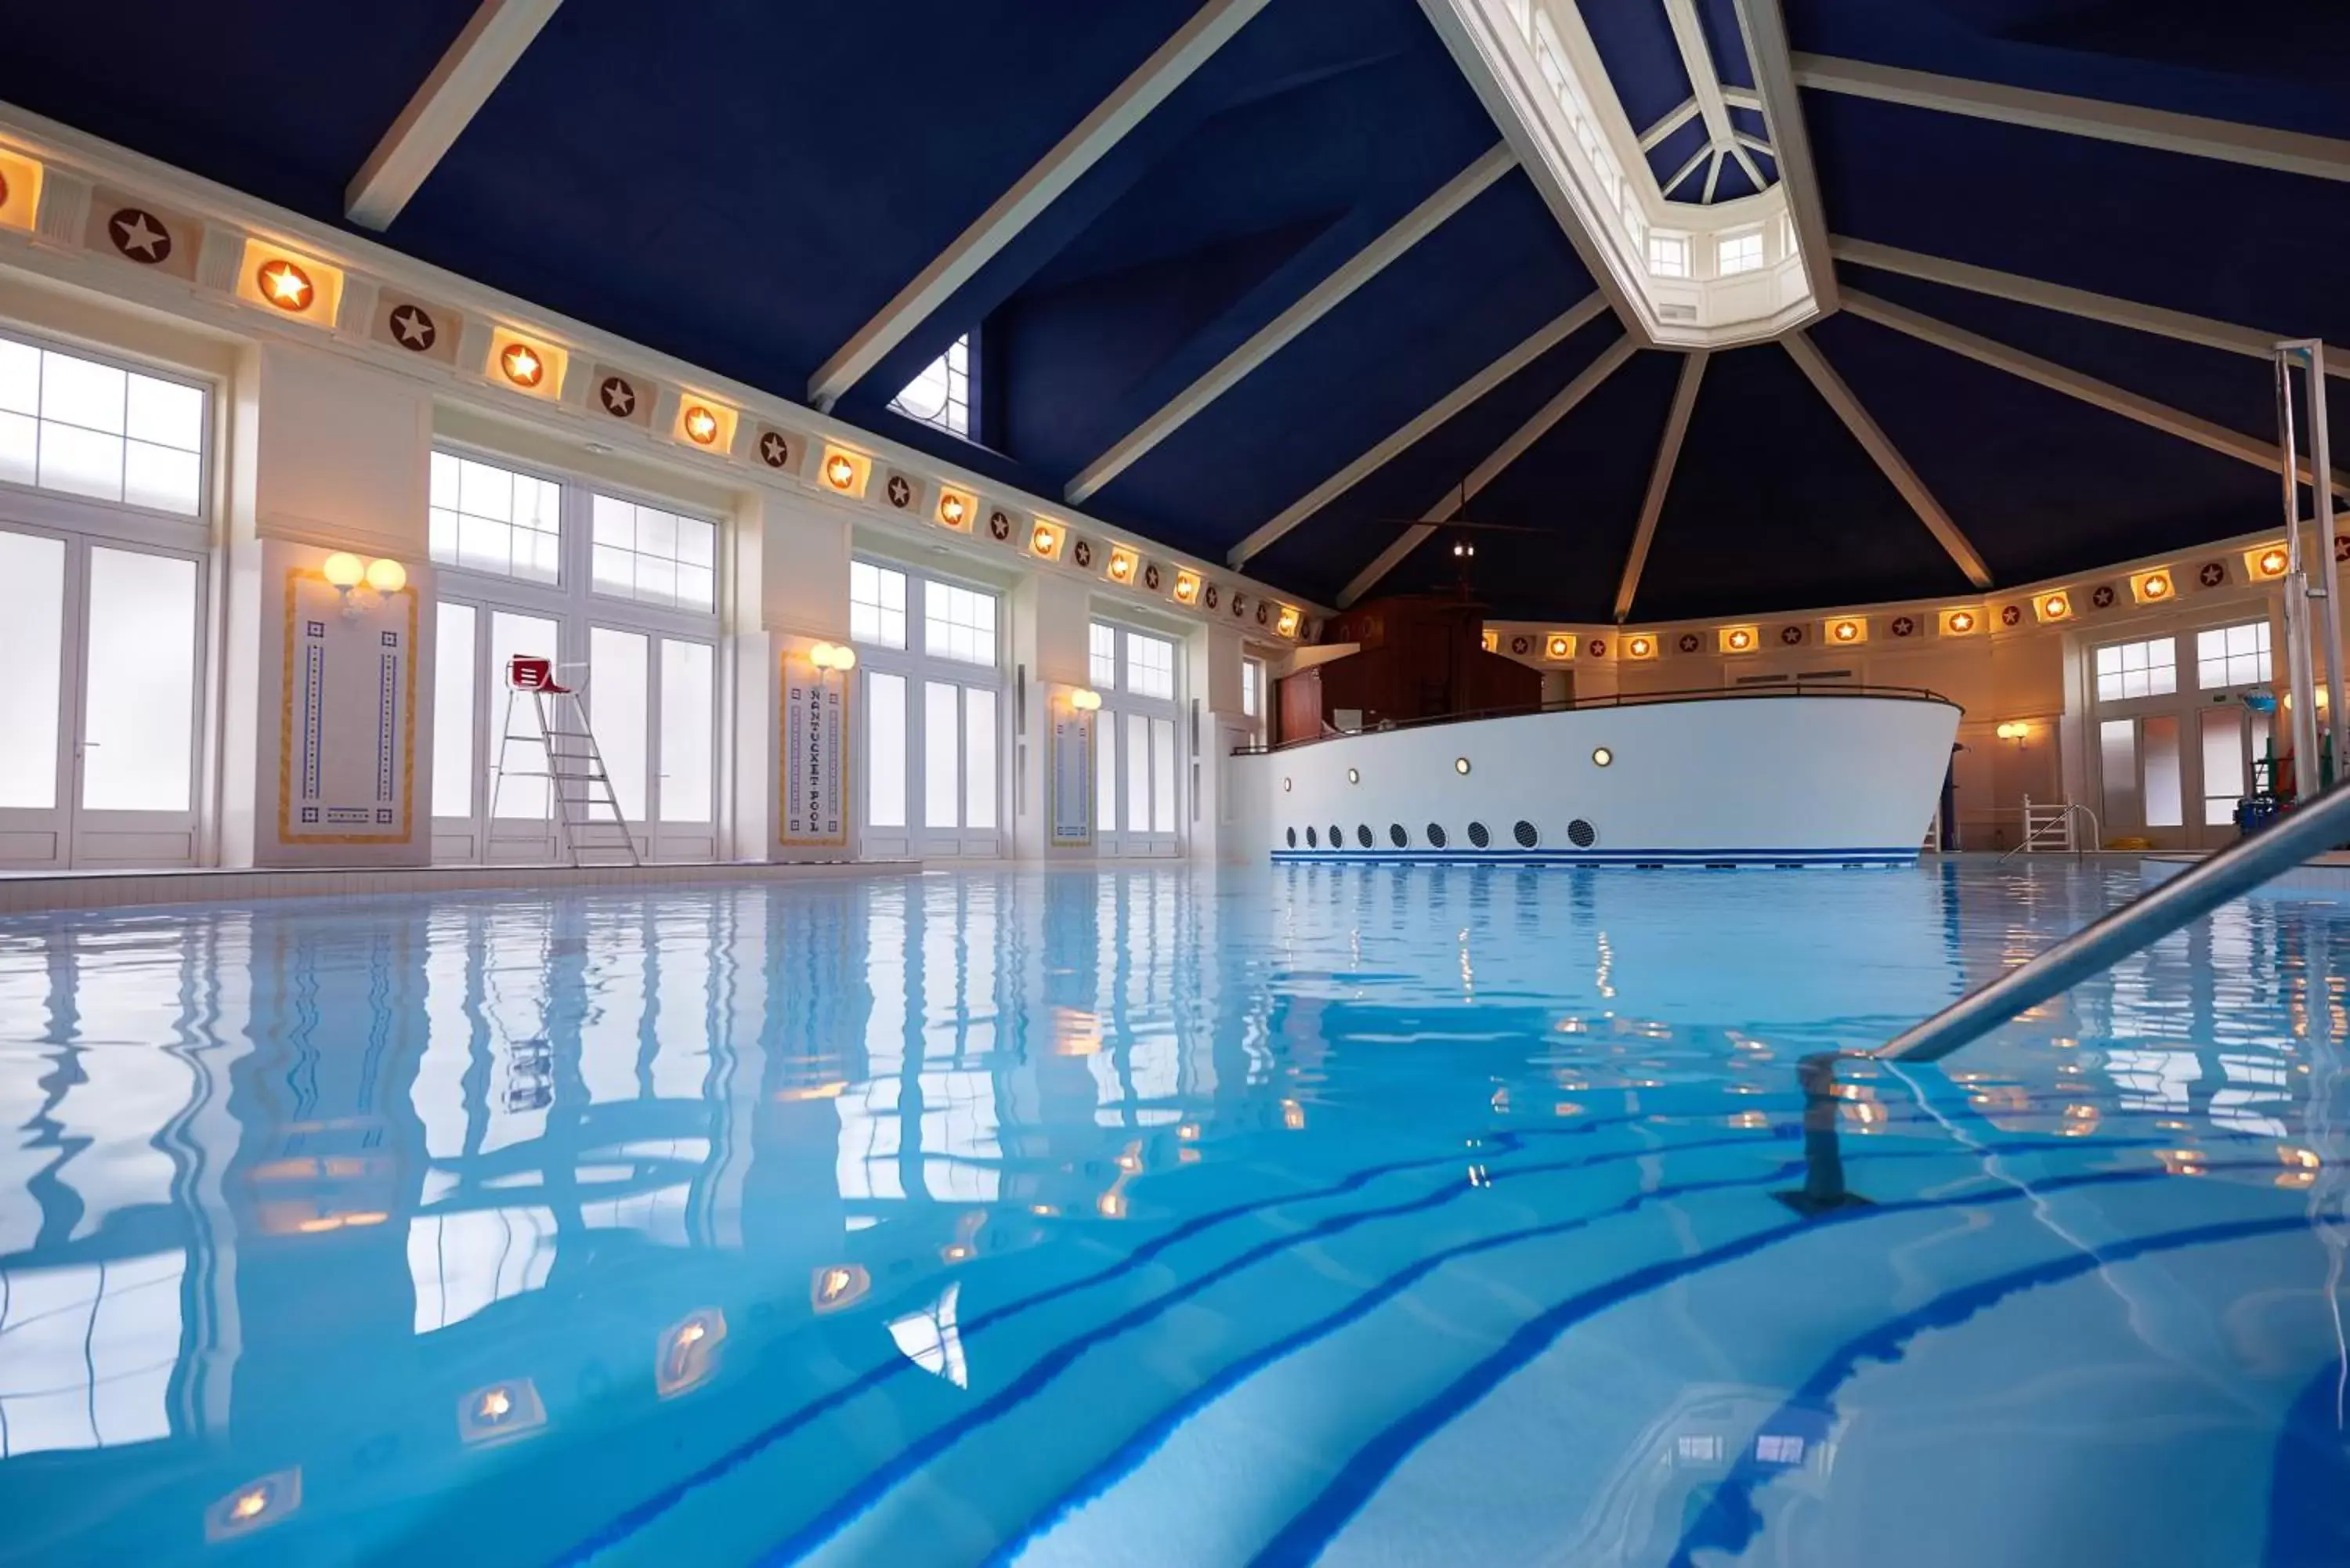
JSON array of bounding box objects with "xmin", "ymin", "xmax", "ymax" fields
[
  {"xmin": 345, "ymin": 0, "xmax": 565, "ymax": 231},
  {"xmin": 1614, "ymin": 349, "xmax": 1708, "ymax": 621}
]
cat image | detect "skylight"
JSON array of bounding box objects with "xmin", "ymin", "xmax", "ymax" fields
[{"xmin": 890, "ymin": 334, "xmax": 971, "ymax": 439}]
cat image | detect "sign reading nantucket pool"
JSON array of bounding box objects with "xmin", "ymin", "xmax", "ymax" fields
[
  {"xmin": 1051, "ymin": 707, "xmax": 1093, "ymax": 847},
  {"xmin": 782, "ymin": 662, "xmax": 845, "ymax": 847}
]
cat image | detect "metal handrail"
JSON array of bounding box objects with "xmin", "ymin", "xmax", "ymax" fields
[
  {"xmin": 1877, "ymin": 775, "xmax": 2350, "ymax": 1063},
  {"xmin": 1230, "ymin": 680, "xmax": 1956, "ymax": 756},
  {"xmin": 2000, "ymin": 800, "xmax": 2102, "ymax": 862}
]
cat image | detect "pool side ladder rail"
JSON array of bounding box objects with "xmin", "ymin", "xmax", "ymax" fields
[{"xmin": 1875, "ymin": 775, "xmax": 2350, "ymax": 1064}]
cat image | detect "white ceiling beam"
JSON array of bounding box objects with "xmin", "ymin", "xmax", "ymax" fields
[
  {"xmin": 1792, "ymin": 54, "xmax": 2350, "ymax": 183},
  {"xmin": 1733, "ymin": 0, "xmax": 1840, "ymax": 311},
  {"xmin": 1702, "ymin": 150, "xmax": 1725, "ymax": 203},
  {"xmin": 345, "ymin": 0, "xmax": 566, "ymax": 230},
  {"xmin": 1228, "ymin": 292, "xmax": 1608, "ymax": 566},
  {"xmin": 1729, "ymin": 142, "xmax": 1768, "ymax": 190},
  {"xmin": 1661, "ymin": 143, "xmax": 1712, "ymax": 197},
  {"xmin": 1831, "ymin": 235, "xmax": 2350, "ymax": 380},
  {"xmin": 1640, "ymin": 98, "xmax": 1703, "ymax": 153},
  {"xmin": 1338, "ymin": 334, "xmax": 1639, "ymax": 606},
  {"xmin": 1722, "ymin": 86, "xmax": 1764, "ymax": 112},
  {"xmin": 1734, "ymin": 131, "xmax": 1775, "ymax": 157},
  {"xmin": 1614, "ymin": 351, "xmax": 1708, "ymax": 622},
  {"xmin": 1660, "ymin": 0, "xmax": 1740, "ymax": 161},
  {"xmin": 1845, "ymin": 288, "xmax": 2350, "ymax": 499},
  {"xmin": 1065, "ymin": 143, "xmax": 1517, "ymax": 504},
  {"xmin": 1781, "ymin": 330, "xmax": 1991, "ymax": 587},
  {"xmin": 806, "ymin": 0, "xmax": 1274, "ymax": 410}
]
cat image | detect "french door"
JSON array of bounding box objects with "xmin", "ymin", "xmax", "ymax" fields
[
  {"xmin": 0, "ymin": 523, "xmax": 204, "ymax": 869},
  {"xmin": 432, "ymin": 598, "xmax": 718, "ymax": 863},
  {"xmin": 857, "ymin": 667, "xmax": 1002, "ymax": 858},
  {"xmin": 1095, "ymin": 704, "xmax": 1180, "ymax": 857}
]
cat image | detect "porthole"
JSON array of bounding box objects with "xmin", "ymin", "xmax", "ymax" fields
[
  {"xmin": 1286, "ymin": 827, "xmax": 1297, "ymax": 848},
  {"xmin": 1306, "ymin": 826, "xmax": 1318, "ymax": 848},
  {"xmin": 1389, "ymin": 823, "xmax": 1408, "ymax": 848},
  {"xmin": 1592, "ymin": 746, "xmax": 1613, "ymax": 768},
  {"xmin": 1356, "ymin": 824, "xmax": 1374, "ymax": 849},
  {"xmin": 1568, "ymin": 818, "xmax": 1596, "ymax": 848},
  {"xmin": 1467, "ymin": 821, "xmax": 1491, "ymax": 850},
  {"xmin": 1347, "ymin": 768, "xmax": 1360, "ymax": 785},
  {"xmin": 1513, "ymin": 820, "xmax": 1539, "ymax": 849},
  {"xmin": 1330, "ymin": 823, "xmax": 1343, "ymax": 849},
  {"xmin": 1454, "ymin": 757, "xmax": 1470, "ymax": 775},
  {"xmin": 1426, "ymin": 823, "xmax": 1448, "ymax": 850},
  {"xmin": 1283, "ymin": 778, "xmax": 1292, "ymax": 792}
]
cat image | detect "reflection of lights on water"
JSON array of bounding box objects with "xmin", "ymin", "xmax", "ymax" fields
[
  {"xmin": 1282, "ymin": 1100, "xmax": 1306, "ymax": 1130},
  {"xmin": 2157, "ymin": 1148, "xmax": 2208, "ymax": 1176},
  {"xmin": 208, "ymin": 1470, "xmax": 301, "ymax": 1541},
  {"xmin": 773, "ymin": 1081, "xmax": 848, "ymax": 1102},
  {"xmin": 1553, "ymin": 1101, "xmax": 1582, "ymax": 1117},
  {"xmin": 812, "ymin": 1264, "xmax": 871, "ymax": 1313},
  {"xmin": 476, "ymin": 1389, "xmax": 512, "ymax": 1422},
  {"xmin": 1177, "ymin": 1124, "xmax": 1200, "ymax": 1141},
  {"xmin": 659, "ymin": 1312, "xmax": 728, "ymax": 1398},
  {"xmin": 1490, "ymin": 1088, "xmax": 1511, "ymax": 1114},
  {"xmin": 1116, "ymin": 1152, "xmax": 1141, "ymax": 1172},
  {"xmin": 1097, "ymin": 1193, "xmax": 1126, "ymax": 1219},
  {"xmin": 1030, "ymin": 1203, "xmax": 1059, "ymax": 1217},
  {"xmin": 232, "ymin": 1488, "xmax": 270, "ymax": 1521},
  {"xmin": 1728, "ymin": 1111, "xmax": 1770, "ymax": 1130},
  {"xmin": 2061, "ymin": 1104, "xmax": 2099, "ymax": 1136},
  {"xmin": 1466, "ymin": 1165, "xmax": 1491, "ymax": 1188}
]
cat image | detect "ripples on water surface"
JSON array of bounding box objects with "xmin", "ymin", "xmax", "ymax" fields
[{"xmin": 0, "ymin": 861, "xmax": 2346, "ymax": 1566}]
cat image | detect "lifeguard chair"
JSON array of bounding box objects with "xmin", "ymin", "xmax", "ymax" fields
[{"xmin": 489, "ymin": 655, "xmax": 641, "ymax": 866}]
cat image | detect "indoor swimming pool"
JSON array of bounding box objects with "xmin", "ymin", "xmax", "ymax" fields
[{"xmin": 0, "ymin": 861, "xmax": 2345, "ymax": 1566}]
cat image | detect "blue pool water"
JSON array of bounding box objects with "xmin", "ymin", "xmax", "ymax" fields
[{"xmin": 0, "ymin": 861, "xmax": 2347, "ymax": 1566}]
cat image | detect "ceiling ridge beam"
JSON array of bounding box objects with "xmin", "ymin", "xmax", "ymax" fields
[
  {"xmin": 1781, "ymin": 330, "xmax": 1991, "ymax": 587},
  {"xmin": 1640, "ymin": 98, "xmax": 1703, "ymax": 152},
  {"xmin": 1792, "ymin": 54, "xmax": 2350, "ymax": 183},
  {"xmin": 1337, "ymin": 333, "xmax": 1639, "ymax": 607},
  {"xmin": 1844, "ymin": 288, "xmax": 2350, "ymax": 498},
  {"xmin": 1660, "ymin": 0, "xmax": 1740, "ymax": 161},
  {"xmin": 806, "ymin": 0, "xmax": 1274, "ymax": 411},
  {"xmin": 1831, "ymin": 235, "xmax": 2350, "ymax": 378},
  {"xmin": 1228, "ymin": 291, "xmax": 1609, "ymax": 567},
  {"xmin": 345, "ymin": 0, "xmax": 566, "ymax": 231},
  {"xmin": 1614, "ymin": 351, "xmax": 1708, "ymax": 623},
  {"xmin": 1065, "ymin": 142, "xmax": 1517, "ymax": 505},
  {"xmin": 1732, "ymin": 0, "xmax": 1839, "ymax": 311}
]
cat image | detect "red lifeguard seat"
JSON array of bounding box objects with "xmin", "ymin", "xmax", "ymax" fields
[{"xmin": 506, "ymin": 655, "xmax": 569, "ymax": 693}]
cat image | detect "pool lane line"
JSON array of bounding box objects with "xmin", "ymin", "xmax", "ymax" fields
[
  {"xmin": 1244, "ymin": 1158, "xmax": 2290, "ymax": 1568},
  {"xmin": 1668, "ymin": 1209, "xmax": 2316, "ymax": 1568},
  {"xmin": 755, "ymin": 1137, "xmax": 2187, "ymax": 1568},
  {"xmin": 976, "ymin": 1137, "xmax": 2236, "ymax": 1566},
  {"xmin": 548, "ymin": 1119, "xmax": 1766, "ymax": 1566},
  {"xmin": 552, "ymin": 1116, "xmax": 2203, "ymax": 1567}
]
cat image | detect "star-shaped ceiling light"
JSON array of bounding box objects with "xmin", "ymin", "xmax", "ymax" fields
[
  {"xmin": 256, "ymin": 258, "xmax": 313, "ymax": 312},
  {"xmin": 822, "ymin": 451, "xmax": 859, "ymax": 491},
  {"xmin": 684, "ymin": 405, "xmax": 719, "ymax": 445},
  {"xmin": 501, "ymin": 343, "xmax": 544, "ymax": 388},
  {"xmin": 1173, "ymin": 569, "xmax": 1201, "ymax": 605},
  {"xmin": 937, "ymin": 491, "xmax": 968, "ymax": 528}
]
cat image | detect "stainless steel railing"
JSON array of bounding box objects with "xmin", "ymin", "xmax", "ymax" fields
[{"xmin": 1875, "ymin": 777, "xmax": 2350, "ymax": 1064}]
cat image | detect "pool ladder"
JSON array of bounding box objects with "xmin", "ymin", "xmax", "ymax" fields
[{"xmin": 1875, "ymin": 775, "xmax": 2350, "ymax": 1064}]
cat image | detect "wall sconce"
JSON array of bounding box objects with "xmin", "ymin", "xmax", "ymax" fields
[
  {"xmin": 1826, "ymin": 616, "xmax": 1867, "ymax": 645},
  {"xmin": 2033, "ymin": 591, "xmax": 2072, "ymax": 624},
  {"xmin": 1172, "ymin": 569, "xmax": 1202, "ymax": 605},
  {"xmin": 1544, "ymin": 634, "xmax": 1574, "ymax": 661},
  {"xmin": 1940, "ymin": 607, "xmax": 1980, "ymax": 637},
  {"xmin": 807, "ymin": 641, "xmax": 858, "ymax": 673},
  {"xmin": 321, "ymin": 553, "xmax": 407, "ymax": 618},
  {"xmin": 1106, "ymin": 544, "xmax": 1138, "ymax": 584},
  {"xmin": 1719, "ymin": 625, "xmax": 1758, "ymax": 654},
  {"xmin": 819, "ymin": 446, "xmax": 866, "ymax": 496},
  {"xmin": 1068, "ymin": 688, "xmax": 1102, "ymax": 712},
  {"xmin": 682, "ymin": 404, "xmax": 721, "ymax": 446},
  {"xmin": 1275, "ymin": 605, "xmax": 1302, "ymax": 638},
  {"xmin": 2244, "ymin": 544, "xmax": 2291, "ymax": 580},
  {"xmin": 1997, "ymin": 720, "xmax": 2030, "ymax": 747},
  {"xmin": 1623, "ymin": 633, "xmax": 1657, "ymax": 659},
  {"xmin": 2130, "ymin": 569, "xmax": 2174, "ymax": 605},
  {"xmin": 935, "ymin": 487, "xmax": 973, "ymax": 531},
  {"xmin": 1029, "ymin": 520, "xmax": 1065, "ymax": 562}
]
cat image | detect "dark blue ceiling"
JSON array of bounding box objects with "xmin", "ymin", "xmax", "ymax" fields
[{"xmin": 2, "ymin": 0, "xmax": 2344, "ymax": 621}]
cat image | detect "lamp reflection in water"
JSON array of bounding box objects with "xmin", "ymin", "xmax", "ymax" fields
[
  {"xmin": 205, "ymin": 1469, "xmax": 302, "ymax": 1541},
  {"xmin": 657, "ymin": 1310, "xmax": 728, "ymax": 1398},
  {"xmin": 457, "ymin": 1377, "xmax": 546, "ymax": 1445}
]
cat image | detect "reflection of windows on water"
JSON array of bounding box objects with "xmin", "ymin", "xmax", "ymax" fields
[
  {"xmin": 0, "ymin": 1252, "xmax": 185, "ymax": 1456},
  {"xmin": 407, "ymin": 1208, "xmax": 556, "ymax": 1335},
  {"xmin": 1755, "ymin": 1433, "xmax": 1806, "ymax": 1466},
  {"xmin": 833, "ymin": 1072, "xmax": 1000, "ymax": 1203}
]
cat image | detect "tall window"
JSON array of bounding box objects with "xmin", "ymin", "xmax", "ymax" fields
[
  {"xmin": 591, "ymin": 494, "xmax": 718, "ymax": 612},
  {"xmin": 1716, "ymin": 231, "xmax": 1763, "ymax": 276},
  {"xmin": 851, "ymin": 561, "xmax": 909, "ymax": 649},
  {"xmin": 2197, "ymin": 622, "xmax": 2271, "ymax": 690},
  {"xmin": 890, "ymin": 333, "xmax": 971, "ymax": 439},
  {"xmin": 1647, "ymin": 233, "xmax": 1690, "ymax": 280},
  {"xmin": 1090, "ymin": 623, "xmax": 1119, "ymax": 690},
  {"xmin": 430, "ymin": 451, "xmax": 561, "ymax": 583},
  {"xmin": 0, "ymin": 334, "xmax": 204, "ymax": 516},
  {"xmin": 924, "ymin": 579, "xmax": 997, "ymax": 665},
  {"xmin": 1242, "ymin": 658, "xmax": 1264, "ymax": 719},
  {"xmin": 2095, "ymin": 636, "xmax": 2177, "ymax": 702}
]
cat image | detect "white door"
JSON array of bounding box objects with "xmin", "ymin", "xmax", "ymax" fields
[
  {"xmin": 919, "ymin": 678, "xmax": 1000, "ymax": 858},
  {"xmin": 0, "ymin": 526, "xmax": 203, "ymax": 869},
  {"xmin": 1096, "ymin": 706, "xmax": 1180, "ymax": 857}
]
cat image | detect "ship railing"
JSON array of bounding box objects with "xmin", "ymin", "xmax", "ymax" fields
[{"xmin": 1229, "ymin": 680, "xmax": 1954, "ymax": 757}]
